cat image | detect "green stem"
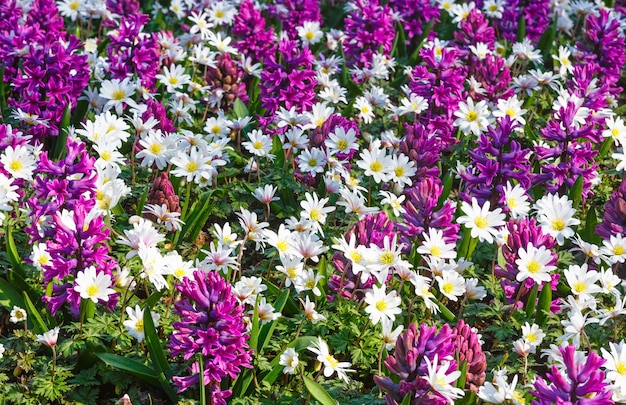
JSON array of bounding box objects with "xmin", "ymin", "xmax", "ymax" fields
[{"xmin": 198, "ymin": 353, "xmax": 206, "ymax": 405}]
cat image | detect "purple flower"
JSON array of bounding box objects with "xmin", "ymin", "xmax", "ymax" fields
[
  {"xmin": 389, "ymin": 0, "xmax": 439, "ymax": 44},
  {"xmin": 343, "ymin": 0, "xmax": 395, "ymax": 68},
  {"xmin": 260, "ymin": 39, "xmax": 317, "ymax": 116},
  {"xmin": 204, "ymin": 53, "xmax": 248, "ymax": 111},
  {"xmin": 374, "ymin": 323, "xmax": 457, "ymax": 405},
  {"xmin": 460, "ymin": 116, "xmax": 531, "ymax": 206},
  {"xmin": 497, "ymin": 0, "xmax": 550, "ymax": 43},
  {"xmin": 398, "ymin": 122, "xmax": 442, "ymax": 183},
  {"xmin": 452, "ymin": 320, "xmax": 486, "ymax": 392},
  {"xmin": 267, "ymin": 0, "xmax": 321, "ymax": 40},
  {"xmin": 398, "ymin": 178, "xmax": 460, "ymax": 249},
  {"xmin": 531, "ymin": 344, "xmax": 614, "ymax": 405},
  {"xmin": 169, "ymin": 270, "xmax": 252, "ymax": 402},
  {"xmin": 454, "ymin": 9, "xmax": 495, "ymax": 56},
  {"xmin": 232, "ymin": 0, "xmax": 276, "ymax": 63}
]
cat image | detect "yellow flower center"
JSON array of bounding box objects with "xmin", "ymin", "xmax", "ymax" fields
[
  {"xmin": 617, "ymin": 361, "xmax": 626, "ymax": 375},
  {"xmin": 337, "ymin": 139, "xmax": 348, "ymax": 150},
  {"xmin": 135, "ymin": 319, "xmax": 144, "ymax": 333},
  {"xmin": 474, "ymin": 216, "xmax": 488, "ymax": 229},
  {"xmin": 69, "ymin": 1, "xmax": 79, "ymax": 10},
  {"xmin": 308, "ymin": 158, "xmax": 318, "ymax": 167},
  {"xmin": 305, "ymin": 31, "xmax": 315, "ymax": 41},
  {"xmin": 442, "ymin": 282, "xmax": 453, "ymax": 294},
  {"xmin": 309, "ymin": 208, "xmax": 322, "ymax": 222},
  {"xmin": 466, "ymin": 111, "xmax": 478, "ymax": 122},
  {"xmin": 573, "ymin": 281, "xmax": 587, "ymax": 294},
  {"xmin": 613, "ymin": 245, "xmax": 625, "ymax": 256},
  {"xmin": 174, "ymin": 268, "xmax": 186, "ymax": 278},
  {"xmin": 325, "ymin": 354, "xmax": 339, "ymax": 369},
  {"xmin": 112, "ymin": 89, "xmax": 126, "ymax": 101},
  {"xmin": 527, "ymin": 260, "xmax": 540, "ymax": 274},
  {"xmin": 149, "ymin": 143, "xmax": 162, "ymax": 154},
  {"xmin": 370, "ymin": 161, "xmax": 383, "ymax": 173},
  {"xmin": 253, "ymin": 140, "xmax": 263, "ymax": 150},
  {"xmin": 86, "ymin": 284, "xmax": 99, "ymax": 297},
  {"xmin": 375, "ymin": 300, "xmax": 388, "ymax": 312},
  {"xmin": 349, "ymin": 250, "xmax": 363, "ymax": 263},
  {"xmin": 525, "ymin": 333, "xmax": 537, "ymax": 344},
  {"xmin": 168, "ymin": 77, "xmax": 179, "ymax": 86},
  {"xmin": 394, "ymin": 167, "xmax": 405, "ymax": 177},
  {"xmin": 551, "ymin": 219, "xmax": 565, "ymax": 231},
  {"xmin": 100, "ymin": 150, "xmax": 112, "ymax": 161},
  {"xmin": 186, "ymin": 161, "xmax": 198, "ymax": 173},
  {"xmin": 9, "ymin": 160, "xmax": 23, "ymax": 172},
  {"xmin": 276, "ymin": 240, "xmax": 289, "ymax": 252},
  {"xmin": 287, "ymin": 267, "xmax": 298, "ymax": 279},
  {"xmin": 215, "ymin": 9, "xmax": 224, "ymax": 18},
  {"xmin": 430, "ymin": 246, "xmax": 442, "ymax": 257},
  {"xmin": 211, "ymin": 125, "xmax": 221, "ymax": 134},
  {"xmin": 380, "ymin": 251, "xmax": 394, "ymax": 265},
  {"xmin": 508, "ymin": 197, "xmax": 517, "ymax": 208}
]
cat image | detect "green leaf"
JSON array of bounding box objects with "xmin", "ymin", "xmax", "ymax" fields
[
  {"xmin": 5, "ymin": 226, "xmax": 25, "ymax": 275},
  {"xmin": 583, "ymin": 207, "xmax": 600, "ymax": 244},
  {"xmin": 436, "ymin": 169, "xmax": 454, "ymax": 210},
  {"xmin": 198, "ymin": 353, "xmax": 206, "ymax": 405},
  {"xmin": 52, "ymin": 103, "xmax": 72, "ymax": 160},
  {"xmin": 23, "ymin": 292, "xmax": 47, "ymax": 334},
  {"xmin": 70, "ymin": 99, "xmax": 89, "ymax": 127},
  {"xmin": 257, "ymin": 290, "xmax": 289, "ymax": 352},
  {"xmin": 233, "ymin": 98, "xmax": 249, "ymax": 118},
  {"xmin": 568, "ymin": 176, "xmax": 583, "ymax": 209},
  {"xmin": 516, "ymin": 12, "xmax": 526, "ymax": 42},
  {"xmin": 599, "ymin": 138, "xmax": 613, "ymax": 160},
  {"xmin": 401, "ymin": 393, "xmax": 412, "ymax": 405},
  {"xmin": 435, "ymin": 298, "xmax": 456, "ymax": 322},
  {"xmin": 537, "ymin": 17, "xmax": 557, "ymax": 71},
  {"xmin": 303, "ymin": 375, "xmax": 337, "ymax": 405},
  {"xmin": 0, "ymin": 277, "xmax": 25, "ymax": 310},
  {"xmin": 525, "ymin": 284, "xmax": 539, "ymax": 319},
  {"xmin": 456, "ymin": 360, "xmax": 467, "ymax": 389},
  {"xmin": 535, "ymin": 286, "xmax": 552, "ymax": 326},
  {"xmin": 0, "ymin": 64, "xmax": 7, "ymax": 113},
  {"xmin": 143, "ymin": 299, "xmax": 178, "ymax": 402},
  {"xmin": 177, "ymin": 189, "xmax": 214, "ymax": 246},
  {"xmin": 95, "ymin": 353, "xmax": 160, "ymax": 386},
  {"xmin": 391, "ymin": 22, "xmax": 407, "ymax": 59}
]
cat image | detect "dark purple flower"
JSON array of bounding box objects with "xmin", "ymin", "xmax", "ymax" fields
[
  {"xmin": 452, "ymin": 320, "xmax": 486, "ymax": 393},
  {"xmin": 374, "ymin": 323, "xmax": 457, "ymax": 405},
  {"xmin": 267, "ymin": 0, "xmax": 321, "ymax": 40},
  {"xmin": 389, "ymin": 0, "xmax": 439, "ymax": 44},
  {"xmin": 497, "ymin": 0, "xmax": 550, "ymax": 43},
  {"xmin": 204, "ymin": 53, "xmax": 248, "ymax": 111},
  {"xmin": 597, "ymin": 177, "xmax": 626, "ymax": 240},
  {"xmin": 169, "ymin": 270, "xmax": 252, "ymax": 402},
  {"xmin": 232, "ymin": 0, "xmax": 276, "ymax": 63},
  {"xmin": 531, "ymin": 344, "xmax": 614, "ymax": 405},
  {"xmin": 343, "ymin": 0, "xmax": 394, "ymax": 68},
  {"xmin": 398, "ymin": 122, "xmax": 442, "ymax": 183}
]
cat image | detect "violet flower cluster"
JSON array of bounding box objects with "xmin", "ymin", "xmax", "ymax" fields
[
  {"xmin": 532, "ymin": 344, "xmax": 614, "ymax": 405},
  {"xmin": 168, "ymin": 270, "xmax": 252, "ymax": 404},
  {"xmin": 232, "ymin": 0, "xmax": 276, "ymax": 64},
  {"xmin": 27, "ymin": 139, "xmax": 118, "ymax": 316},
  {"xmin": 374, "ymin": 323, "xmax": 458, "ymax": 405},
  {"xmin": 342, "ymin": 0, "xmax": 394, "ymax": 69}
]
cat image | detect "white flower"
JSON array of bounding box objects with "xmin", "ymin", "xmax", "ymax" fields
[
  {"xmin": 534, "ymin": 193, "xmax": 580, "ymax": 245},
  {"xmin": 601, "ymin": 340, "xmax": 626, "ymax": 387},
  {"xmin": 325, "ymin": 126, "xmax": 358, "ymax": 156},
  {"xmin": 300, "ymin": 296, "xmax": 326, "ymax": 324},
  {"xmin": 297, "ymin": 147, "xmax": 326, "ymax": 175},
  {"xmin": 423, "ymin": 354, "xmax": 465, "ymax": 403},
  {"xmin": 9, "ymin": 306, "xmax": 27, "ymax": 324},
  {"xmin": 603, "ymin": 115, "xmax": 626, "ymax": 146},
  {"xmin": 600, "ymin": 234, "xmax": 626, "ymax": 264},
  {"xmin": 74, "ymin": 266, "xmax": 116, "ymax": 303},
  {"xmin": 552, "ymin": 45, "xmax": 574, "ymax": 76},
  {"xmin": 357, "ymin": 145, "xmax": 393, "ymax": 183},
  {"xmin": 308, "ymin": 337, "xmax": 354, "ymax": 382},
  {"xmin": 493, "ymin": 96, "xmax": 527, "ymax": 127},
  {"xmin": 0, "ymin": 145, "xmax": 36, "ymax": 180},
  {"xmin": 156, "ymin": 64, "xmax": 191, "ymax": 93},
  {"xmin": 297, "ymin": 21, "xmax": 323, "ymax": 45},
  {"xmin": 279, "ymin": 348, "xmax": 299, "ymax": 374},
  {"xmin": 354, "ymin": 96, "xmax": 375, "ymax": 123},
  {"xmin": 100, "ymin": 78, "xmax": 138, "ymax": 114},
  {"xmin": 379, "ymin": 190, "xmax": 406, "ymax": 217},
  {"xmin": 453, "ymin": 97, "xmax": 492, "ymax": 136},
  {"xmin": 364, "ymin": 285, "xmax": 402, "ymax": 325},
  {"xmin": 417, "ymin": 228, "xmax": 457, "ymax": 260},
  {"xmin": 300, "ymin": 192, "xmax": 335, "ymax": 235},
  {"xmin": 381, "ymin": 318, "xmax": 403, "ymax": 351},
  {"xmin": 242, "ymin": 129, "xmax": 273, "ymax": 158},
  {"xmin": 389, "ymin": 153, "xmax": 417, "ymax": 188},
  {"xmin": 503, "ymin": 182, "xmax": 530, "ymax": 219},
  {"xmin": 465, "ymin": 278, "xmax": 487, "ymax": 300},
  {"xmin": 515, "ymin": 243, "xmax": 557, "ymax": 284},
  {"xmin": 456, "ymin": 198, "xmax": 506, "ymax": 244},
  {"xmin": 36, "ymin": 327, "xmax": 60, "ymax": 347},
  {"xmin": 123, "ymin": 305, "xmax": 160, "ymax": 343},
  {"xmin": 436, "ymin": 270, "xmax": 466, "ymax": 301},
  {"xmin": 564, "ymin": 263, "xmax": 601, "ymax": 298},
  {"xmin": 521, "ymin": 322, "xmax": 545, "ymax": 348}
]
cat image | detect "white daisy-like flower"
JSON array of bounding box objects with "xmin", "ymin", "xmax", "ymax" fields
[
  {"xmin": 123, "ymin": 304, "xmax": 160, "ymax": 343},
  {"xmin": 9, "ymin": 306, "xmax": 27, "ymax": 324},
  {"xmin": 364, "ymin": 285, "xmax": 402, "ymax": 325},
  {"xmin": 435, "ymin": 270, "xmax": 466, "ymax": 301},
  {"xmin": 534, "ymin": 193, "xmax": 580, "ymax": 245},
  {"xmin": 74, "ymin": 266, "xmax": 116, "ymax": 303},
  {"xmin": 279, "ymin": 348, "xmax": 299, "ymax": 375},
  {"xmin": 0, "ymin": 145, "xmax": 36, "ymax": 180},
  {"xmin": 417, "ymin": 228, "xmax": 457, "ymax": 260},
  {"xmin": 357, "ymin": 145, "xmax": 393, "ymax": 184},
  {"xmin": 456, "ymin": 198, "xmax": 506, "ymax": 244},
  {"xmin": 502, "ymin": 182, "xmax": 530, "ymax": 219},
  {"xmin": 308, "ymin": 337, "xmax": 354, "ymax": 382},
  {"xmin": 453, "ymin": 97, "xmax": 492, "ymax": 136},
  {"xmin": 515, "ymin": 242, "xmax": 556, "ymax": 284},
  {"xmin": 297, "ymin": 21, "xmax": 324, "ymax": 45}
]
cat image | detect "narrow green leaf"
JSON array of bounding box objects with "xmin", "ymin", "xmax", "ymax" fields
[
  {"xmin": 525, "ymin": 284, "xmax": 539, "ymax": 319},
  {"xmin": 143, "ymin": 306, "xmax": 178, "ymax": 402},
  {"xmin": 599, "ymin": 138, "xmax": 613, "ymax": 160},
  {"xmin": 70, "ymin": 99, "xmax": 89, "ymax": 127},
  {"xmin": 142, "ymin": 292, "xmax": 163, "ymax": 311},
  {"xmin": 391, "ymin": 22, "xmax": 407, "ymax": 59},
  {"xmin": 95, "ymin": 353, "xmax": 160, "ymax": 386},
  {"xmin": 265, "ymin": 281, "xmax": 299, "ymax": 316},
  {"xmin": 257, "ymin": 290, "xmax": 289, "ymax": 352},
  {"xmin": 249, "ymin": 294, "xmax": 260, "ymax": 353},
  {"xmin": 401, "ymin": 393, "xmax": 412, "ymax": 405},
  {"xmin": 198, "ymin": 353, "xmax": 206, "ymax": 405},
  {"xmin": 0, "ymin": 277, "xmax": 26, "ymax": 310},
  {"xmin": 233, "ymin": 98, "xmax": 249, "ymax": 119},
  {"xmin": 23, "ymin": 292, "xmax": 47, "ymax": 334},
  {"xmin": 535, "ymin": 286, "xmax": 552, "ymax": 326},
  {"xmin": 435, "ymin": 298, "xmax": 456, "ymax": 322},
  {"xmin": 5, "ymin": 226, "xmax": 25, "ymax": 275},
  {"xmin": 516, "ymin": 13, "xmax": 526, "ymax": 42},
  {"xmin": 456, "ymin": 360, "xmax": 467, "ymax": 389},
  {"xmin": 436, "ymin": 170, "xmax": 454, "ymax": 210},
  {"xmin": 303, "ymin": 375, "xmax": 337, "ymax": 405},
  {"xmin": 568, "ymin": 176, "xmax": 584, "ymax": 209},
  {"xmin": 52, "ymin": 103, "xmax": 71, "ymax": 160},
  {"xmin": 409, "ymin": 20, "xmax": 434, "ymax": 63},
  {"xmin": 0, "ymin": 64, "xmax": 7, "ymax": 113},
  {"xmin": 584, "ymin": 207, "xmax": 600, "ymax": 244}
]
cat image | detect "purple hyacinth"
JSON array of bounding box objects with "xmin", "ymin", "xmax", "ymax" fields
[
  {"xmin": 268, "ymin": 0, "xmax": 322, "ymax": 40},
  {"xmin": 454, "ymin": 9, "xmax": 495, "ymax": 57},
  {"xmin": 232, "ymin": 0, "xmax": 276, "ymax": 64},
  {"xmin": 597, "ymin": 177, "xmax": 626, "ymax": 240},
  {"xmin": 533, "ymin": 97, "xmax": 598, "ymax": 200},
  {"xmin": 388, "ymin": 0, "xmax": 439, "ymax": 44},
  {"xmin": 107, "ymin": 14, "xmax": 161, "ymax": 91},
  {"xmin": 168, "ymin": 270, "xmax": 252, "ymax": 404},
  {"xmin": 343, "ymin": 0, "xmax": 395, "ymax": 68},
  {"xmin": 460, "ymin": 116, "xmax": 531, "ymax": 207},
  {"xmin": 531, "ymin": 344, "xmax": 614, "ymax": 405},
  {"xmin": 374, "ymin": 323, "xmax": 458, "ymax": 405},
  {"xmin": 452, "ymin": 320, "xmax": 486, "ymax": 393},
  {"xmin": 576, "ymin": 9, "xmax": 626, "ymax": 98},
  {"xmin": 398, "ymin": 178, "xmax": 460, "ymax": 249},
  {"xmin": 259, "ymin": 39, "xmax": 317, "ymax": 116},
  {"xmin": 496, "ymin": 0, "xmax": 550, "ymax": 43},
  {"xmin": 398, "ymin": 122, "xmax": 442, "ymax": 183},
  {"xmin": 469, "ymin": 54, "xmax": 514, "ymax": 102}
]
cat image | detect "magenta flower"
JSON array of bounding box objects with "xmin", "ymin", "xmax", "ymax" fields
[{"xmin": 169, "ymin": 270, "xmax": 252, "ymax": 404}]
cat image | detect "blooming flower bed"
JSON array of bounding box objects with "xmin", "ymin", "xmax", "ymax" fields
[{"xmin": 1, "ymin": 0, "xmax": 626, "ymax": 404}]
